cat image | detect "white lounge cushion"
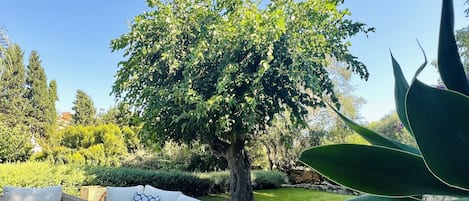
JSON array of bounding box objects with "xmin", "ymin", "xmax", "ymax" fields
[
  {"xmin": 144, "ymin": 185, "xmax": 181, "ymax": 201},
  {"xmin": 175, "ymin": 194, "xmax": 200, "ymax": 201},
  {"xmin": 3, "ymin": 186, "xmax": 62, "ymax": 201},
  {"xmin": 106, "ymin": 185, "xmax": 144, "ymax": 201},
  {"xmin": 133, "ymin": 192, "xmax": 160, "ymax": 201}
]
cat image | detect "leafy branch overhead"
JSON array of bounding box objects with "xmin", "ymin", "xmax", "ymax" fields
[
  {"xmin": 300, "ymin": 0, "xmax": 469, "ymax": 200},
  {"xmin": 111, "ymin": 0, "xmax": 373, "ymax": 200},
  {"xmin": 111, "ymin": 0, "xmax": 373, "ymax": 147}
]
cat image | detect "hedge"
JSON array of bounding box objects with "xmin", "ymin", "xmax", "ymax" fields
[
  {"xmin": 85, "ymin": 167, "xmax": 210, "ymax": 196},
  {"xmin": 197, "ymin": 170, "xmax": 288, "ymax": 193},
  {"xmin": 0, "ymin": 162, "xmax": 288, "ymax": 196},
  {"xmin": 0, "ymin": 162, "xmax": 86, "ymax": 195}
]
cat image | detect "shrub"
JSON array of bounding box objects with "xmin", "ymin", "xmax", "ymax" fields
[
  {"xmin": 41, "ymin": 124, "xmax": 128, "ymax": 166},
  {"xmin": 85, "ymin": 167, "xmax": 211, "ymax": 196},
  {"xmin": 0, "ymin": 162, "xmax": 87, "ymax": 196},
  {"xmin": 251, "ymin": 170, "xmax": 288, "ymax": 190},
  {"xmin": 197, "ymin": 170, "xmax": 288, "ymax": 193},
  {"xmin": 196, "ymin": 171, "xmax": 231, "ymax": 194},
  {"xmin": 0, "ymin": 122, "xmax": 32, "ymax": 162}
]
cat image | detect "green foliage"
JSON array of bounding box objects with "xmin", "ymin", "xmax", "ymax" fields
[
  {"xmin": 47, "ymin": 80, "xmax": 58, "ymax": 133},
  {"xmin": 197, "ymin": 171, "xmax": 231, "ymax": 194},
  {"xmin": 112, "ymin": 1, "xmax": 371, "ymax": 199},
  {"xmin": 186, "ymin": 151, "xmax": 228, "ymax": 172},
  {"xmin": 41, "ymin": 124, "xmax": 128, "ymax": 166},
  {"xmin": 310, "ymin": 61, "xmax": 366, "ymax": 146},
  {"xmin": 0, "ymin": 122, "xmax": 32, "ymax": 162},
  {"xmin": 0, "ymin": 162, "xmax": 87, "ymax": 196},
  {"xmin": 25, "ymin": 51, "xmax": 55, "ymax": 138},
  {"xmin": 72, "ymin": 90, "xmax": 96, "ymax": 126},
  {"xmin": 251, "ymin": 170, "xmax": 288, "ymax": 190},
  {"xmin": 197, "ymin": 171, "xmax": 287, "ymax": 193},
  {"xmin": 0, "ymin": 44, "xmax": 30, "ymax": 127},
  {"xmin": 368, "ymin": 112, "xmax": 416, "ymax": 147},
  {"xmin": 86, "ymin": 166, "xmax": 211, "ymax": 197},
  {"xmin": 300, "ymin": 0, "xmax": 469, "ymax": 200},
  {"xmin": 0, "ymin": 161, "xmax": 289, "ymax": 198},
  {"xmin": 257, "ymin": 111, "xmax": 309, "ymax": 171},
  {"xmin": 112, "ymin": 0, "xmax": 372, "ymax": 147},
  {"xmin": 121, "ymin": 126, "xmax": 140, "ymax": 152},
  {"xmin": 456, "ymin": 26, "xmax": 469, "ymax": 69},
  {"xmin": 98, "ymin": 103, "xmax": 136, "ymax": 128}
]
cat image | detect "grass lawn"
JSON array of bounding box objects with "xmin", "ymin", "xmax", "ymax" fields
[{"xmin": 198, "ymin": 188, "xmax": 354, "ymax": 201}]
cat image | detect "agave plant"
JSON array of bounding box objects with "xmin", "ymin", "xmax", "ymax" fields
[{"xmin": 299, "ymin": 0, "xmax": 469, "ymax": 200}]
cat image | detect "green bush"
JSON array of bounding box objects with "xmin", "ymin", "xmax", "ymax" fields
[
  {"xmin": 251, "ymin": 170, "xmax": 288, "ymax": 190},
  {"xmin": 196, "ymin": 171, "xmax": 231, "ymax": 194},
  {"xmin": 0, "ymin": 162, "xmax": 288, "ymax": 197},
  {"xmin": 0, "ymin": 122, "xmax": 32, "ymax": 162},
  {"xmin": 41, "ymin": 124, "xmax": 128, "ymax": 166},
  {"xmin": 85, "ymin": 167, "xmax": 211, "ymax": 196},
  {"xmin": 197, "ymin": 170, "xmax": 288, "ymax": 193},
  {"xmin": 0, "ymin": 162, "xmax": 87, "ymax": 196}
]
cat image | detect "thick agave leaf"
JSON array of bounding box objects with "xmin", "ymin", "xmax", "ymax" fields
[
  {"xmin": 330, "ymin": 106, "xmax": 419, "ymax": 155},
  {"xmin": 406, "ymin": 79, "xmax": 469, "ymax": 190},
  {"xmin": 347, "ymin": 195, "xmax": 417, "ymax": 201},
  {"xmin": 299, "ymin": 144, "xmax": 467, "ymax": 197},
  {"xmin": 438, "ymin": 0, "xmax": 469, "ymax": 95},
  {"xmin": 391, "ymin": 53, "xmax": 412, "ymax": 134}
]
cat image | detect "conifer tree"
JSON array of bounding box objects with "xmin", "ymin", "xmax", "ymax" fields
[
  {"xmin": 25, "ymin": 51, "xmax": 50, "ymax": 137},
  {"xmin": 72, "ymin": 89, "xmax": 96, "ymax": 126},
  {"xmin": 0, "ymin": 44, "xmax": 30, "ymax": 127},
  {"xmin": 47, "ymin": 80, "xmax": 58, "ymax": 131}
]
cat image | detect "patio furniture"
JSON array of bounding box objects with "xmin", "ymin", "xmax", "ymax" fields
[
  {"xmin": 0, "ymin": 193, "xmax": 86, "ymax": 201},
  {"xmin": 80, "ymin": 185, "xmax": 200, "ymax": 201}
]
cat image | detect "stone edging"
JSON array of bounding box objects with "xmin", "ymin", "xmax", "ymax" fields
[{"xmin": 281, "ymin": 182, "xmax": 360, "ymax": 196}]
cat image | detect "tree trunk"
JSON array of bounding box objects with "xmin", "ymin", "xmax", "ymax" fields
[
  {"xmin": 224, "ymin": 140, "xmax": 253, "ymax": 201},
  {"xmin": 261, "ymin": 141, "xmax": 273, "ymax": 171}
]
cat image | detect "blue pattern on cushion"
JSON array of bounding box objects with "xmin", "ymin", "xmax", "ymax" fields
[{"xmin": 133, "ymin": 192, "xmax": 160, "ymax": 201}]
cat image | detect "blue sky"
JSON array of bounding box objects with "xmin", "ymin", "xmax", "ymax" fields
[{"xmin": 0, "ymin": 0, "xmax": 467, "ymax": 122}]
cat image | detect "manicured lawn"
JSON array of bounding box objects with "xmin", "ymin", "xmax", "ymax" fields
[{"xmin": 198, "ymin": 188, "xmax": 354, "ymax": 201}]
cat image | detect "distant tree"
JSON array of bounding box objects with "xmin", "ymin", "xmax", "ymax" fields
[
  {"xmin": 456, "ymin": 1, "xmax": 469, "ymax": 71},
  {"xmin": 258, "ymin": 60, "xmax": 367, "ymax": 172},
  {"xmin": 258, "ymin": 111, "xmax": 306, "ymax": 172},
  {"xmin": 368, "ymin": 112, "xmax": 416, "ymax": 147},
  {"xmin": 310, "ymin": 59, "xmax": 366, "ymax": 145},
  {"xmin": 25, "ymin": 51, "xmax": 51, "ymax": 137},
  {"xmin": 0, "ymin": 44, "xmax": 30, "ymax": 127},
  {"xmin": 47, "ymin": 80, "xmax": 58, "ymax": 132},
  {"xmin": 111, "ymin": 1, "xmax": 372, "ymax": 200},
  {"xmin": 72, "ymin": 90, "xmax": 96, "ymax": 126},
  {"xmin": 99, "ymin": 103, "xmax": 134, "ymax": 128},
  {"xmin": 456, "ymin": 26, "xmax": 469, "ymax": 70}
]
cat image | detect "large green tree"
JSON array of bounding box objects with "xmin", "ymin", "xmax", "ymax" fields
[
  {"xmin": 0, "ymin": 44, "xmax": 30, "ymax": 127},
  {"xmin": 111, "ymin": 0, "xmax": 372, "ymax": 200},
  {"xmin": 72, "ymin": 90, "xmax": 96, "ymax": 126},
  {"xmin": 25, "ymin": 51, "xmax": 55, "ymax": 138},
  {"xmin": 0, "ymin": 44, "xmax": 34, "ymax": 162}
]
